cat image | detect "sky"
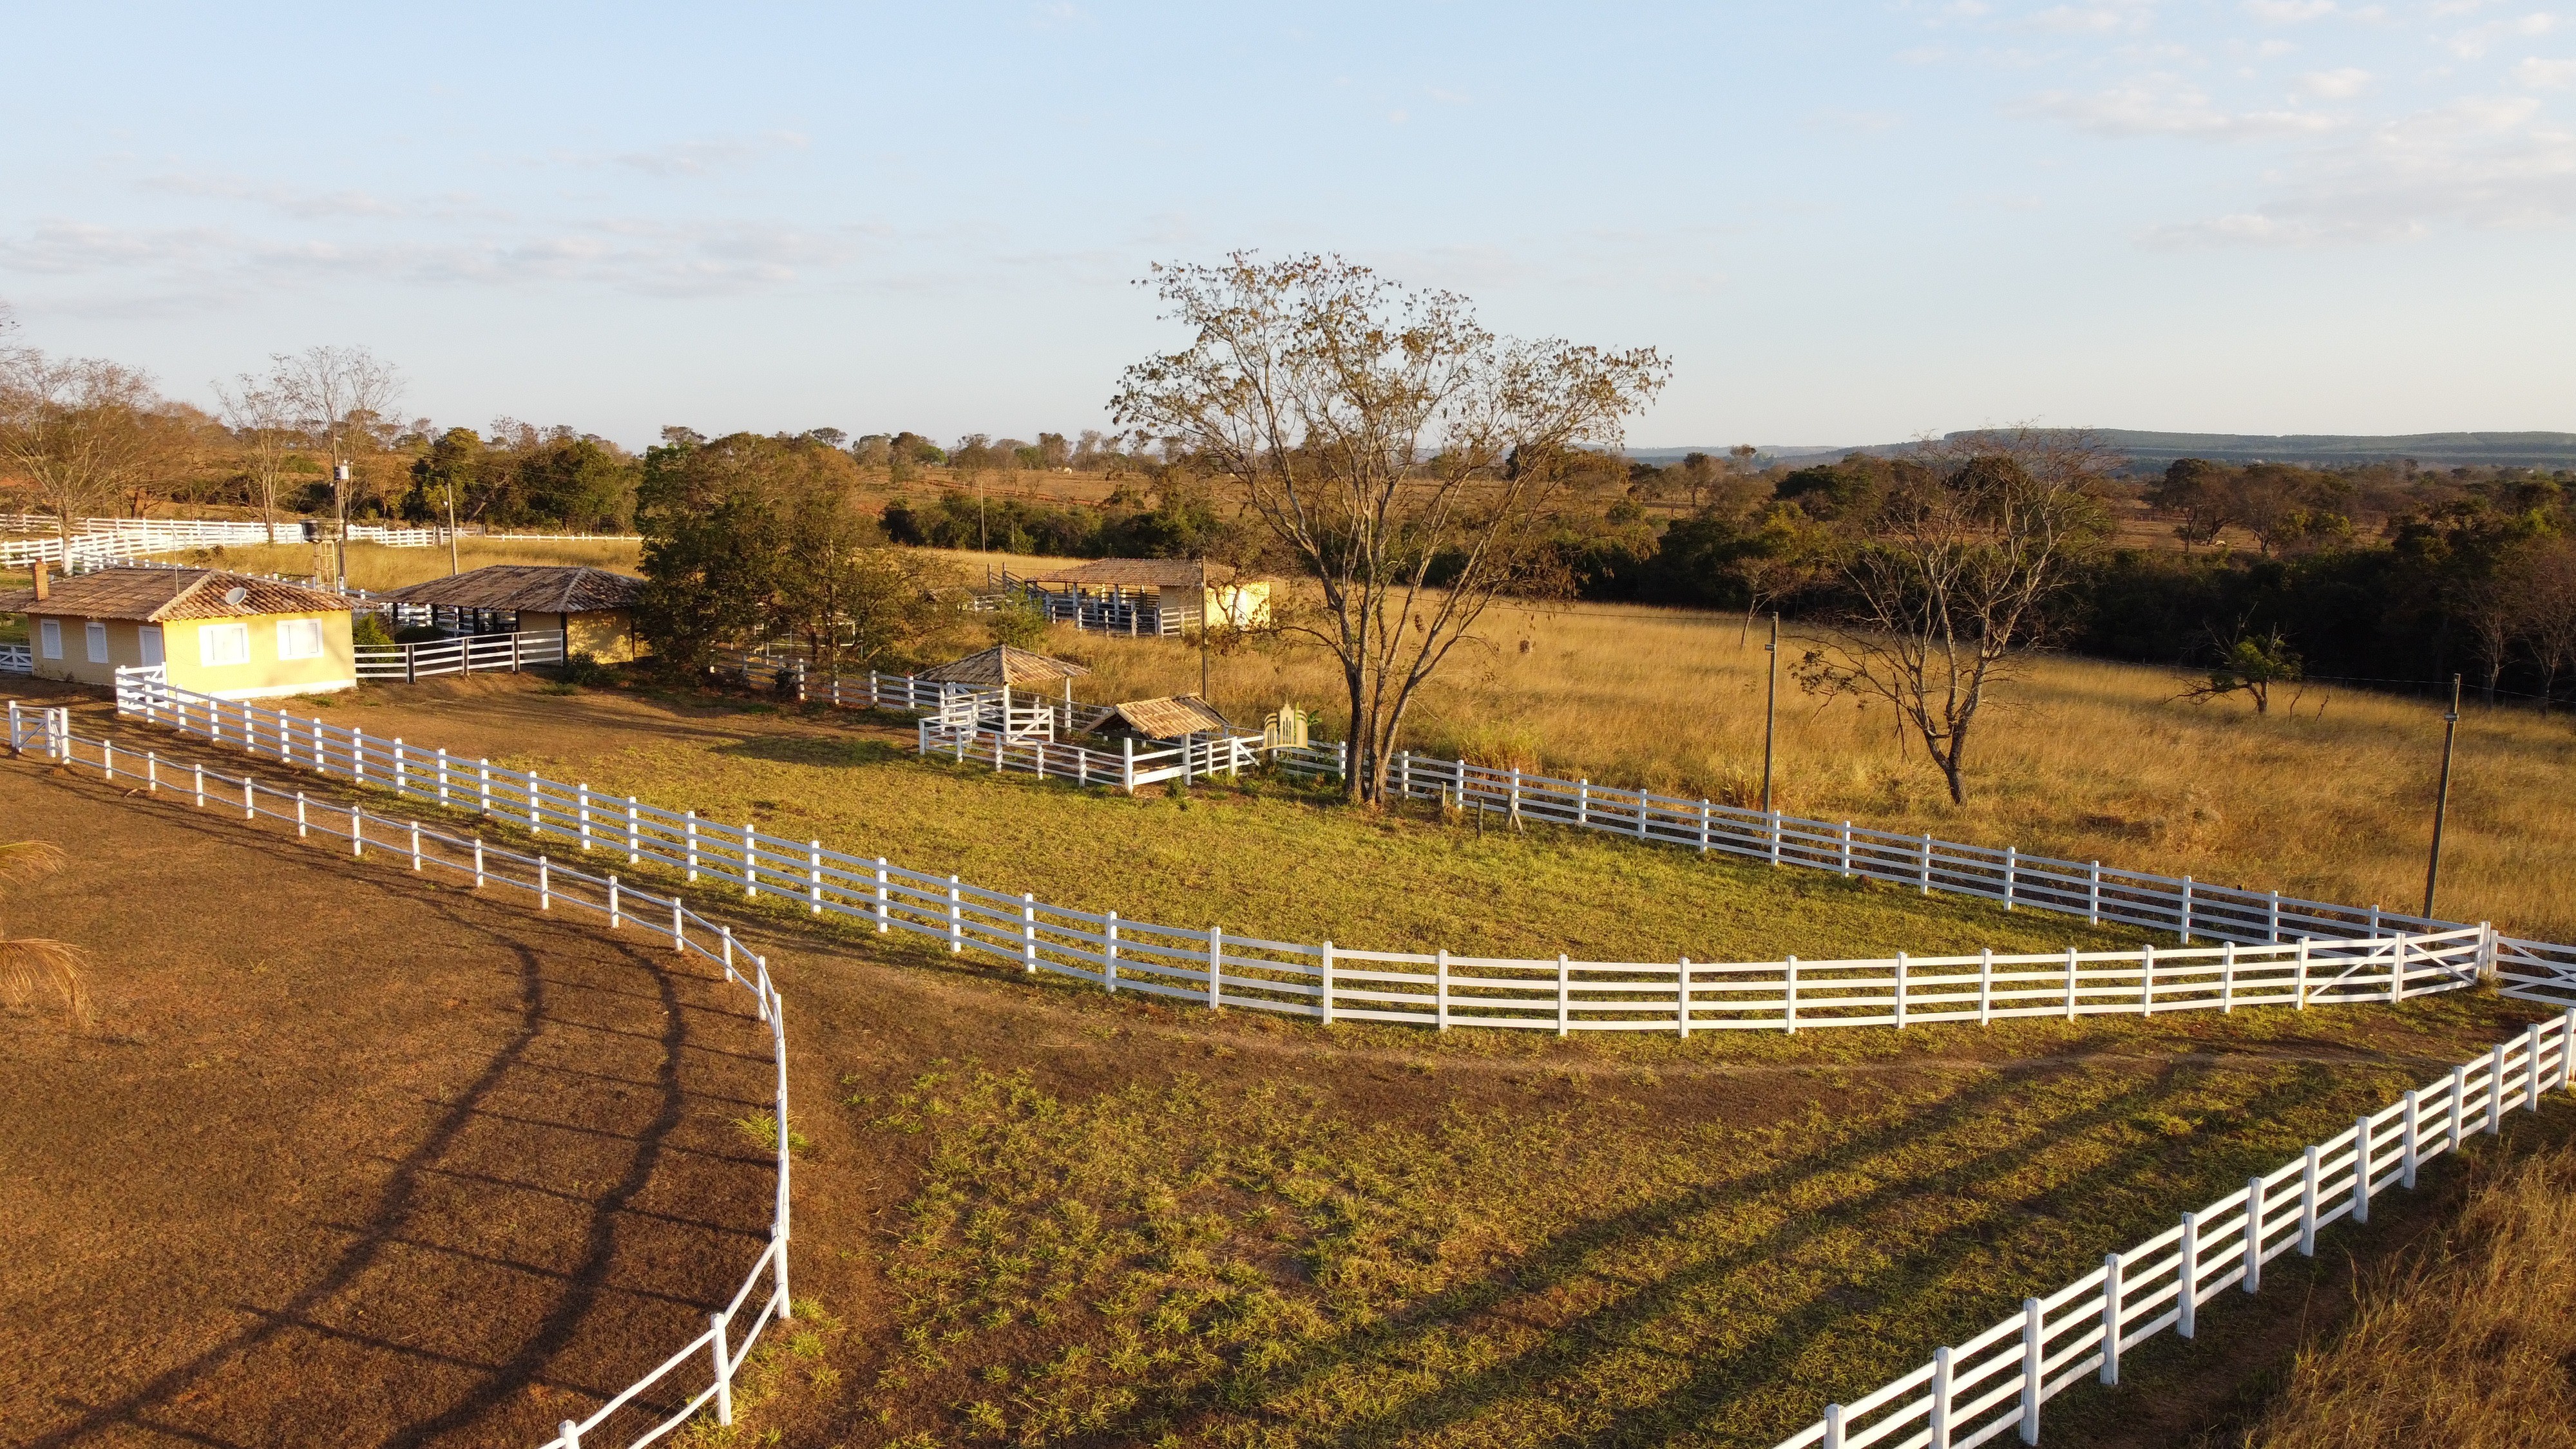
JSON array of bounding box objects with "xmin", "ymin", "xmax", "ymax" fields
[{"xmin": 4, "ymin": 1, "xmax": 2571, "ymax": 450}]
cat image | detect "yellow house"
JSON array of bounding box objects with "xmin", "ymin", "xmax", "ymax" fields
[
  {"xmin": 378, "ymin": 565, "xmax": 645, "ymax": 663},
  {"xmin": 0, "ymin": 565, "xmax": 357, "ymax": 699}
]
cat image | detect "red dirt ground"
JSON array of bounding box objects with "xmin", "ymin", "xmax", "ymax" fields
[{"xmin": 0, "ymin": 752, "xmax": 775, "ymax": 1448}]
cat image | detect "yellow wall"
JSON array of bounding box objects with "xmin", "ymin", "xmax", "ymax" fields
[
  {"xmin": 23, "ymin": 610, "xmax": 356, "ymax": 698},
  {"xmin": 518, "ymin": 609, "xmax": 640, "ymax": 663},
  {"xmin": 1200, "ymin": 582, "xmax": 1272, "ymax": 629}
]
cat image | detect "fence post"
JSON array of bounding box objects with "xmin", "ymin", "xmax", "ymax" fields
[
  {"xmin": 2177, "ymin": 1211, "xmax": 2199, "ymax": 1338},
  {"xmin": 352, "ymin": 725, "xmax": 365, "ymax": 782},
  {"xmin": 1978, "ymin": 947, "xmax": 1992, "ymax": 1026},
  {"xmin": 296, "ymin": 791, "xmax": 307, "ymax": 837},
  {"xmin": 2267, "ymin": 890, "xmax": 2282, "ymax": 943},
  {"xmin": 1784, "ymin": 955, "xmax": 1798, "ymax": 1035},
  {"xmin": 1123, "ymin": 735, "xmax": 1135, "ymax": 795},
  {"xmin": 1895, "ymin": 951, "xmax": 1909, "ymax": 1028},
  {"xmin": 1436, "ymin": 949, "xmax": 1449, "ymax": 1031},
  {"xmin": 1103, "ymin": 911, "xmax": 1119, "ymax": 991},
  {"xmin": 1320, "ymin": 940, "xmax": 1335, "ymax": 1025},
  {"xmin": 1208, "ymin": 926, "xmax": 1223, "ymax": 1010},
  {"xmin": 2220, "ymin": 942, "xmax": 2235, "ymax": 1013},
  {"xmin": 808, "ymin": 840, "xmax": 823, "ymax": 916},
  {"xmin": 2531, "ymin": 1021, "xmax": 2548, "ymax": 1112},
  {"xmin": 148, "ymin": 751, "xmax": 157, "ymax": 793},
  {"xmin": 1576, "ymin": 778, "xmax": 1588, "ymax": 828},
  {"xmin": 875, "ymin": 858, "xmax": 890, "ymax": 933},
  {"xmin": 560, "ymin": 1421, "xmax": 579, "ymax": 1448},
  {"xmin": 2390, "ymin": 934, "xmax": 2407, "ymax": 1004},
  {"xmin": 473, "ymin": 836, "xmax": 484, "ymax": 888},
  {"xmin": 2488, "ymin": 1044, "xmax": 2506, "ymax": 1135},
  {"xmin": 2449, "ymin": 1065, "xmax": 2468, "ymax": 1153},
  {"xmin": 2298, "ymin": 1145, "xmax": 2320, "ymax": 1255},
  {"xmin": 1919, "ymin": 834, "xmax": 1932, "ymax": 895},
  {"xmin": 2004, "ymin": 846, "xmax": 2017, "ymax": 910},
  {"xmin": 948, "ymin": 876, "xmax": 962, "ymax": 952},
  {"xmin": 577, "ymin": 783, "xmax": 592, "ymax": 850},
  {"xmin": 2561, "ymin": 1006, "xmax": 2575, "ymax": 1090},
  {"xmin": 393, "ymin": 738, "xmax": 406, "ymax": 797},
  {"xmin": 2141, "ymin": 942, "xmax": 2155, "ymax": 1016},
  {"xmin": 685, "ymin": 811, "xmax": 699, "ymax": 881},
  {"xmin": 2065, "ymin": 945, "xmax": 2079, "ymax": 1021},
  {"xmin": 1677, "ymin": 957, "xmax": 1691, "ymax": 1038},
  {"xmin": 1840, "ymin": 821, "xmax": 1853, "ymax": 878},
  {"xmin": 2401, "ymin": 1089, "xmax": 2420, "ymax": 1189},
  {"xmin": 479, "ymin": 759, "xmax": 491, "ymax": 817},
  {"xmin": 1699, "ymin": 799, "xmax": 1711, "ymax": 853},
  {"xmin": 1929, "ymin": 1344, "xmax": 1954, "ymax": 1449},
  {"xmin": 743, "ymin": 822, "xmax": 758, "ymax": 898},
  {"xmin": 2179, "ymin": 876, "xmax": 2193, "ymax": 943},
  {"xmin": 193, "ymin": 761, "xmax": 205, "ymax": 808},
  {"xmin": 1557, "ymin": 954, "xmax": 1571, "ymax": 1037},
  {"xmin": 2243, "ymin": 1177, "xmax": 2266, "ymax": 1293},
  {"xmin": 2088, "ymin": 860, "xmax": 2101, "ymax": 923},
  {"xmin": 242, "ymin": 773, "xmax": 256, "ymax": 820},
  {"xmin": 2352, "ymin": 1115, "xmax": 2373, "ymax": 1224},
  {"xmin": 435, "ymin": 746, "xmax": 450, "ymax": 806},
  {"xmin": 1022, "ymin": 894, "xmax": 1037, "ymax": 973},
  {"xmin": 2295, "ymin": 938, "xmax": 2310, "ymax": 1010},
  {"xmin": 1766, "ymin": 807, "xmax": 1780, "ymax": 864},
  {"xmin": 1823, "ymin": 1404, "xmax": 1844, "ymax": 1449},
  {"xmin": 2100, "ymin": 1252, "xmax": 2124, "ymax": 1386},
  {"xmin": 2019, "ymin": 1296, "xmax": 2044, "ymax": 1444},
  {"xmin": 711, "ymin": 1310, "xmax": 734, "ymax": 1425},
  {"xmin": 410, "ymin": 820, "xmax": 422, "ymax": 871},
  {"xmin": 539, "ymin": 855, "xmax": 551, "ymax": 911},
  {"xmin": 627, "ymin": 798, "xmax": 640, "ymax": 866}
]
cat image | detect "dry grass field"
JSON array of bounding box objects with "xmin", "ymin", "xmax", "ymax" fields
[
  {"xmin": 914, "ymin": 550, "xmax": 2576, "ymax": 945},
  {"xmin": 177, "ymin": 536, "xmax": 644, "ymax": 591},
  {"xmin": 26, "ymin": 684, "xmax": 2571, "ymax": 1449}
]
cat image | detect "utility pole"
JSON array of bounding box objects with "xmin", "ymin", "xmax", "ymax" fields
[
  {"xmin": 332, "ymin": 460, "xmax": 351, "ymax": 594},
  {"xmin": 1762, "ymin": 612, "xmax": 1780, "ymax": 816},
  {"xmin": 2423, "ymin": 673, "xmax": 2462, "ymax": 920},
  {"xmin": 444, "ymin": 480, "xmax": 461, "ymax": 576},
  {"xmin": 1198, "ymin": 556, "xmax": 1212, "ymax": 702}
]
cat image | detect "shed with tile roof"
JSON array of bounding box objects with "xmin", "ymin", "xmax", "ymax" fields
[
  {"xmin": 919, "ymin": 645, "xmax": 1090, "ymax": 699},
  {"xmin": 1011, "ymin": 558, "xmax": 1269, "ymax": 636},
  {"xmin": 379, "ymin": 565, "xmax": 645, "ymax": 661},
  {"xmin": 0, "ymin": 564, "xmax": 358, "ymax": 698}
]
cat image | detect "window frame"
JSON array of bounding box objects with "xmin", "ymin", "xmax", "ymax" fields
[
  {"xmin": 198, "ymin": 621, "xmax": 251, "ymax": 668},
  {"xmin": 38, "ymin": 618, "xmax": 61, "ymax": 659},
  {"xmin": 84, "ymin": 620, "xmax": 109, "ymax": 663},
  {"xmin": 274, "ymin": 616, "xmax": 325, "ymax": 661}
]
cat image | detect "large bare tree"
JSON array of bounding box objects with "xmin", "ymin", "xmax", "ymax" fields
[
  {"xmin": 1795, "ymin": 429, "xmax": 2113, "ymax": 805},
  {"xmin": 212, "ymin": 369, "xmax": 303, "ymax": 543},
  {"xmin": 276, "ymin": 345, "xmax": 403, "ymax": 533},
  {"xmin": 0, "ymin": 350, "xmax": 169, "ymax": 549},
  {"xmin": 1112, "ymin": 253, "xmax": 1667, "ymax": 803}
]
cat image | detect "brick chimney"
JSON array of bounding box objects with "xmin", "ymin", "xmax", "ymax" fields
[{"xmin": 31, "ymin": 560, "xmax": 49, "ymax": 603}]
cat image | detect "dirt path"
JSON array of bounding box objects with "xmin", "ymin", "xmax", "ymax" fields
[{"xmin": 0, "ymin": 760, "xmax": 774, "ymax": 1449}]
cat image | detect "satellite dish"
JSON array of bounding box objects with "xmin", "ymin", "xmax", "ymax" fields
[{"xmin": 222, "ymin": 586, "xmax": 249, "ymax": 606}]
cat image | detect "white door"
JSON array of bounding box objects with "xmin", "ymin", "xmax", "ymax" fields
[{"xmin": 138, "ymin": 625, "xmax": 164, "ymax": 667}]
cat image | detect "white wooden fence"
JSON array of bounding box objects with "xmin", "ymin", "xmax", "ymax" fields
[
  {"xmin": 0, "ymin": 642, "xmax": 28, "ymax": 675},
  {"xmin": 2, "ymin": 703, "xmax": 791, "ymax": 1449},
  {"xmin": 1777, "ymin": 1010, "xmax": 2576, "ymax": 1449},
  {"xmin": 0, "ymin": 513, "xmax": 640, "ymax": 547},
  {"xmin": 1274, "ymin": 745, "xmax": 2576, "ymax": 1010},
  {"xmin": 88, "ymin": 678, "xmax": 2550, "ymax": 1036},
  {"xmin": 915, "ymin": 714, "xmax": 1259, "ymax": 793},
  {"xmin": 354, "ymin": 630, "xmax": 567, "ymax": 682}
]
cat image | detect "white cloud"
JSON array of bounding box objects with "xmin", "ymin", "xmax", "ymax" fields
[
  {"xmin": 2033, "ymin": 80, "xmax": 2346, "ymax": 137},
  {"xmin": 2299, "ymin": 66, "xmax": 2372, "ymax": 95},
  {"xmin": 2242, "ymin": 0, "xmax": 2335, "ymax": 22},
  {"xmin": 2515, "ymin": 55, "xmax": 2576, "ymax": 86},
  {"xmin": 2026, "ymin": 5, "xmax": 2150, "ymax": 34},
  {"xmin": 2447, "ymin": 12, "xmax": 2557, "ymax": 59},
  {"xmin": 606, "ymin": 131, "xmax": 809, "ymax": 179},
  {"xmin": 138, "ymin": 173, "xmax": 405, "ymax": 220}
]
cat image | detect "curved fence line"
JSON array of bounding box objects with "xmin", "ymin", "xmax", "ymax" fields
[
  {"xmin": 5, "ymin": 704, "xmax": 792, "ymax": 1449},
  {"xmin": 1775, "ymin": 1010, "xmax": 2576, "ymax": 1449},
  {"xmin": 60, "ymin": 679, "xmax": 2555, "ymax": 1034}
]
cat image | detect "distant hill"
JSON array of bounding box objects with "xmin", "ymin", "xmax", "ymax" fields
[{"xmin": 1629, "ymin": 430, "xmax": 2576, "ymax": 470}]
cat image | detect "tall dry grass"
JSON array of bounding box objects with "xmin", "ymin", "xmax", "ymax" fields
[
  {"xmin": 2241, "ymin": 1137, "xmax": 2576, "ymax": 1449},
  {"xmin": 923, "ymin": 552, "xmax": 2576, "ymax": 941}
]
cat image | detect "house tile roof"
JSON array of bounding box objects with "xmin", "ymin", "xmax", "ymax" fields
[
  {"xmin": 921, "ymin": 645, "xmax": 1091, "ymax": 688},
  {"xmin": 379, "ymin": 565, "xmax": 643, "ymax": 613},
  {"xmin": 1020, "ymin": 558, "xmax": 1238, "ymax": 589},
  {"xmin": 0, "ymin": 567, "xmax": 352, "ymax": 622},
  {"xmin": 1102, "ymin": 695, "xmax": 1232, "ymax": 739}
]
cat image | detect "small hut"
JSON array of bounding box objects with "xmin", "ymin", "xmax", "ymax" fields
[
  {"xmin": 1014, "ymin": 559, "xmax": 1270, "ymax": 636},
  {"xmin": 920, "ymin": 645, "xmax": 1089, "ymax": 702},
  {"xmin": 378, "ymin": 565, "xmax": 645, "ymax": 661},
  {"xmin": 1095, "ymin": 695, "xmax": 1232, "ymax": 743}
]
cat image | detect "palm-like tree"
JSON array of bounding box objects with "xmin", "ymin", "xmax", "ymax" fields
[{"xmin": 0, "ymin": 842, "xmax": 90, "ymax": 1026}]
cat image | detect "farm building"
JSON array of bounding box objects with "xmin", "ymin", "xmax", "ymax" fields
[
  {"xmin": 0, "ymin": 563, "xmax": 358, "ymax": 699},
  {"xmin": 921, "ymin": 644, "xmax": 1090, "ymax": 701},
  {"xmin": 1013, "ymin": 559, "xmax": 1270, "ymax": 636},
  {"xmin": 1096, "ymin": 694, "xmax": 1232, "ymax": 742},
  {"xmin": 379, "ymin": 565, "xmax": 645, "ymax": 662}
]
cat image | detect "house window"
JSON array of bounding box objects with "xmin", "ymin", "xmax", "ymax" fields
[
  {"xmin": 38, "ymin": 619, "xmax": 61, "ymax": 659},
  {"xmin": 199, "ymin": 622, "xmax": 251, "ymax": 667},
  {"xmin": 276, "ymin": 617, "xmax": 324, "ymax": 661},
  {"xmin": 85, "ymin": 621, "xmax": 109, "ymax": 663},
  {"xmin": 139, "ymin": 625, "xmax": 164, "ymax": 667}
]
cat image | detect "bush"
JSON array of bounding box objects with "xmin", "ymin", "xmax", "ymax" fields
[
  {"xmin": 559, "ymin": 650, "xmax": 616, "ymax": 687},
  {"xmin": 350, "ymin": 612, "xmax": 395, "ymax": 648},
  {"xmin": 392, "ymin": 623, "xmax": 444, "ymax": 644}
]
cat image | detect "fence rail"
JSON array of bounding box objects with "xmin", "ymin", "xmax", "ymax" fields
[
  {"xmin": 87, "ymin": 678, "xmax": 2552, "ymax": 1038},
  {"xmin": 354, "ymin": 630, "xmax": 566, "ymax": 681},
  {"xmin": 1272, "ymin": 744, "xmax": 2576, "ymax": 1008},
  {"xmin": 3, "ymin": 703, "xmax": 790, "ymax": 1449},
  {"xmin": 1775, "ymin": 1009, "xmax": 2576, "ymax": 1449}
]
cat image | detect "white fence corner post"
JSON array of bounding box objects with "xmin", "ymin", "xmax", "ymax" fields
[
  {"xmin": 2352, "ymin": 1115, "xmax": 2373, "ymax": 1224},
  {"xmin": 2299, "ymin": 1144, "xmax": 2320, "ymax": 1254},
  {"xmin": 2099, "ymin": 1251, "xmax": 2124, "ymax": 1385},
  {"xmin": 2019, "ymin": 1296, "xmax": 2044, "ymax": 1444},
  {"xmin": 2177, "ymin": 1211, "xmax": 2199, "ymax": 1339},
  {"xmin": 2401, "ymin": 1088, "xmax": 2421, "ymax": 1189},
  {"xmin": 710, "ymin": 1309, "xmax": 734, "ymax": 1425},
  {"xmin": 1929, "ymin": 1344, "xmax": 1954, "ymax": 1449},
  {"xmin": 2243, "ymin": 1176, "xmax": 2266, "ymax": 1293},
  {"xmin": 1207, "ymin": 925, "xmax": 1223, "ymax": 1010}
]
